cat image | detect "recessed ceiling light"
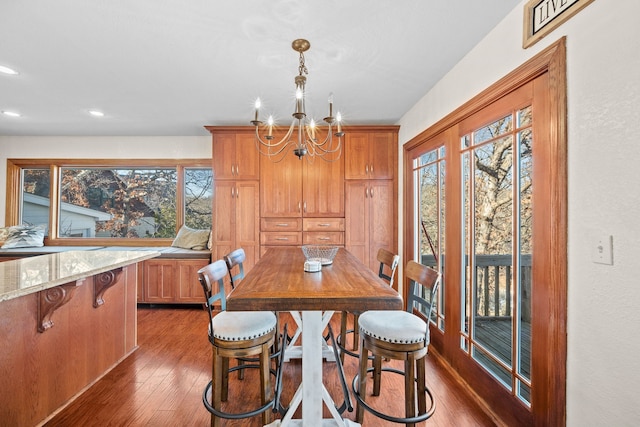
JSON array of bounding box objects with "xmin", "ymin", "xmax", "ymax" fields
[
  {"xmin": 88, "ymin": 110, "xmax": 105, "ymax": 117},
  {"xmin": 0, "ymin": 65, "xmax": 19, "ymax": 75},
  {"xmin": 2, "ymin": 110, "xmax": 21, "ymax": 117}
]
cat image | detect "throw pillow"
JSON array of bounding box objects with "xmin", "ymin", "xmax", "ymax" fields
[
  {"xmin": 1, "ymin": 225, "xmax": 46, "ymax": 249},
  {"xmin": 0, "ymin": 226, "xmax": 11, "ymax": 245},
  {"xmin": 171, "ymin": 225, "xmax": 210, "ymax": 250}
]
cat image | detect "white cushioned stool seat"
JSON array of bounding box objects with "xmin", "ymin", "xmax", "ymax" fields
[
  {"xmin": 212, "ymin": 311, "xmax": 277, "ymax": 341},
  {"xmin": 358, "ymin": 310, "xmax": 427, "ymax": 345}
]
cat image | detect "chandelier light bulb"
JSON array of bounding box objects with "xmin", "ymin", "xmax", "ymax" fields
[
  {"xmin": 254, "ymin": 98, "xmax": 261, "ymax": 121},
  {"xmin": 0, "ymin": 65, "xmax": 18, "ymax": 75}
]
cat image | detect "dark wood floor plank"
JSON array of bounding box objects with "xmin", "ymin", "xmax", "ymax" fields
[{"xmin": 45, "ymin": 307, "xmax": 497, "ymax": 427}]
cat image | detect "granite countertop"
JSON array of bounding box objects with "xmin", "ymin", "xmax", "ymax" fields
[{"xmin": 0, "ymin": 250, "xmax": 160, "ymax": 302}]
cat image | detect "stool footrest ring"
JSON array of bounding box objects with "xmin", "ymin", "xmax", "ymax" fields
[
  {"xmin": 203, "ymin": 380, "xmax": 274, "ymax": 420},
  {"xmin": 352, "ymin": 366, "xmax": 436, "ymax": 424},
  {"xmin": 336, "ymin": 329, "xmax": 374, "ymax": 360}
]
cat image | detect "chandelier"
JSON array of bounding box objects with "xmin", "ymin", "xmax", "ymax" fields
[{"xmin": 250, "ymin": 39, "xmax": 344, "ymax": 162}]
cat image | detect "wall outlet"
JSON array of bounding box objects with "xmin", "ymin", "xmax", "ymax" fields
[{"xmin": 592, "ymin": 235, "xmax": 613, "ymax": 265}]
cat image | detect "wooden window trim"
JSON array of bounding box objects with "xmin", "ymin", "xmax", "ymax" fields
[{"xmin": 5, "ymin": 158, "xmax": 211, "ymax": 247}]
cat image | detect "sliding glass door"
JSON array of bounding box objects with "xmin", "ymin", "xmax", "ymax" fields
[{"xmin": 402, "ymin": 40, "xmax": 567, "ymax": 426}]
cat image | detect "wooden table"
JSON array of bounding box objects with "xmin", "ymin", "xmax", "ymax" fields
[{"xmin": 226, "ymin": 247, "xmax": 402, "ymax": 427}]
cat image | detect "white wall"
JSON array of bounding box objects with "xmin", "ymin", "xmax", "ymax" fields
[
  {"xmin": 0, "ymin": 136, "xmax": 211, "ymax": 228},
  {"xmin": 397, "ymin": 0, "xmax": 640, "ymax": 425},
  {"xmin": 1, "ymin": 1, "xmax": 639, "ymax": 423}
]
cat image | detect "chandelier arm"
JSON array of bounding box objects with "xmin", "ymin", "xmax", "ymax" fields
[
  {"xmin": 253, "ymin": 122, "xmax": 297, "ymax": 161},
  {"xmin": 253, "ymin": 122, "xmax": 296, "ymax": 150},
  {"xmin": 307, "ymin": 128, "xmax": 343, "ymax": 154}
]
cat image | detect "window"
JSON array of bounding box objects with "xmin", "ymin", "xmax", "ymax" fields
[
  {"xmin": 460, "ymin": 106, "xmax": 532, "ymax": 404},
  {"xmin": 8, "ymin": 159, "xmax": 212, "ymax": 245},
  {"xmin": 413, "ymin": 146, "xmax": 446, "ymax": 331}
]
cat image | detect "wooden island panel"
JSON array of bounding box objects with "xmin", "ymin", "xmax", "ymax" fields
[{"xmin": 0, "ymin": 265, "xmax": 138, "ymax": 427}]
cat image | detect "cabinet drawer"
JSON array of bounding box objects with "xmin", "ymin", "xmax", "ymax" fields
[
  {"xmin": 303, "ymin": 232, "xmax": 344, "ymax": 245},
  {"xmin": 303, "ymin": 218, "xmax": 345, "ymax": 232},
  {"xmin": 260, "ymin": 232, "xmax": 303, "ymax": 246},
  {"xmin": 261, "ymin": 217, "xmax": 303, "ymax": 232}
]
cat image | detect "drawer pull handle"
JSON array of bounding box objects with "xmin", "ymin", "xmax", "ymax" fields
[
  {"xmin": 318, "ymin": 237, "xmax": 330, "ymax": 241},
  {"xmin": 275, "ymin": 237, "xmax": 289, "ymax": 241},
  {"xmin": 276, "ymin": 223, "xmax": 290, "ymax": 227},
  {"xmin": 318, "ymin": 223, "xmax": 331, "ymax": 227}
]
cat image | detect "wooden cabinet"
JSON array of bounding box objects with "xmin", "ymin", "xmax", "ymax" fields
[
  {"xmin": 345, "ymin": 180, "xmax": 396, "ymax": 272},
  {"xmin": 141, "ymin": 258, "xmax": 209, "ymax": 303},
  {"xmin": 345, "ymin": 131, "xmax": 396, "ymax": 180},
  {"xmin": 260, "ymin": 148, "xmax": 344, "ymax": 218},
  {"xmin": 208, "ymin": 125, "xmax": 398, "ymax": 273},
  {"xmin": 210, "ymin": 129, "xmax": 259, "ymax": 180},
  {"xmin": 343, "ymin": 125, "xmax": 398, "ymax": 272},
  {"xmin": 213, "ymin": 180, "xmax": 260, "ymax": 270},
  {"xmin": 259, "ymin": 133, "xmax": 345, "ymax": 251}
]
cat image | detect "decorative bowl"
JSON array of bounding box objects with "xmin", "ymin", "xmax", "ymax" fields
[{"xmin": 301, "ymin": 245, "xmax": 339, "ymax": 266}]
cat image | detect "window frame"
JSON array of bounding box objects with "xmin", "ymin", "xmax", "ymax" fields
[{"xmin": 6, "ymin": 158, "xmax": 211, "ymax": 247}]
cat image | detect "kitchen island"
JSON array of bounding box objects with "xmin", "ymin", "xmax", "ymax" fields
[{"xmin": 0, "ymin": 250, "xmax": 159, "ymax": 427}]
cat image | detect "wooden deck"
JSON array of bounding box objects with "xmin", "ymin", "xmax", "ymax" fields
[
  {"xmin": 45, "ymin": 307, "xmax": 500, "ymax": 427},
  {"xmin": 473, "ymin": 317, "xmax": 531, "ymax": 401}
]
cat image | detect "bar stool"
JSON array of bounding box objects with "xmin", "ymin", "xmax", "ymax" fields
[
  {"xmin": 352, "ymin": 260, "xmax": 440, "ymax": 427},
  {"xmin": 198, "ymin": 260, "xmax": 278, "ymax": 427},
  {"xmin": 338, "ymin": 248, "xmax": 399, "ymax": 363}
]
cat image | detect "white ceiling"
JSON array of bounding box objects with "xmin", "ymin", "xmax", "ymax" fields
[{"xmin": 0, "ymin": 0, "xmax": 522, "ymax": 136}]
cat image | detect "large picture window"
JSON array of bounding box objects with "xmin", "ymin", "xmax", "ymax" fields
[{"xmin": 8, "ymin": 159, "xmax": 212, "ymax": 245}]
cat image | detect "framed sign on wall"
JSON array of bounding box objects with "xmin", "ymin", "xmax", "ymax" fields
[{"xmin": 523, "ymin": 0, "xmax": 595, "ymax": 48}]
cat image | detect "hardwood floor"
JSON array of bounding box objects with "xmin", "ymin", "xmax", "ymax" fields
[{"xmin": 45, "ymin": 306, "xmax": 498, "ymax": 427}]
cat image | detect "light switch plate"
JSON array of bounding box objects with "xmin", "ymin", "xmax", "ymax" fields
[{"xmin": 592, "ymin": 235, "xmax": 613, "ymax": 265}]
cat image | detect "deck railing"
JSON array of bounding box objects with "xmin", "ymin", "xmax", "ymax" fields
[{"xmin": 421, "ymin": 254, "xmax": 532, "ymax": 321}]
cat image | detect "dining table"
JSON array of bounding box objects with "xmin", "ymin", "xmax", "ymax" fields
[{"xmin": 226, "ymin": 247, "xmax": 403, "ymax": 427}]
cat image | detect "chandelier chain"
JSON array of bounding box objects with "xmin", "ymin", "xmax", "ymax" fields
[{"xmin": 298, "ymin": 52, "xmax": 308, "ymax": 77}]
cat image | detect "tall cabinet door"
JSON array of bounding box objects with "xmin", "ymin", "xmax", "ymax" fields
[
  {"xmin": 303, "ymin": 156, "xmax": 344, "ymax": 217},
  {"xmin": 260, "ymin": 153, "xmax": 303, "ymax": 217},
  {"xmin": 367, "ymin": 180, "xmax": 395, "ymax": 269},
  {"xmin": 235, "ymin": 181, "xmax": 260, "ymax": 270},
  {"xmin": 345, "ymin": 181, "xmax": 370, "ymax": 265},
  {"xmin": 213, "ymin": 181, "xmax": 235, "ymax": 261}
]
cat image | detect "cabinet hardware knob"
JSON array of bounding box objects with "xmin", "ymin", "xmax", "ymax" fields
[
  {"xmin": 276, "ymin": 237, "xmax": 288, "ymax": 241},
  {"xmin": 276, "ymin": 223, "xmax": 289, "ymax": 227}
]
